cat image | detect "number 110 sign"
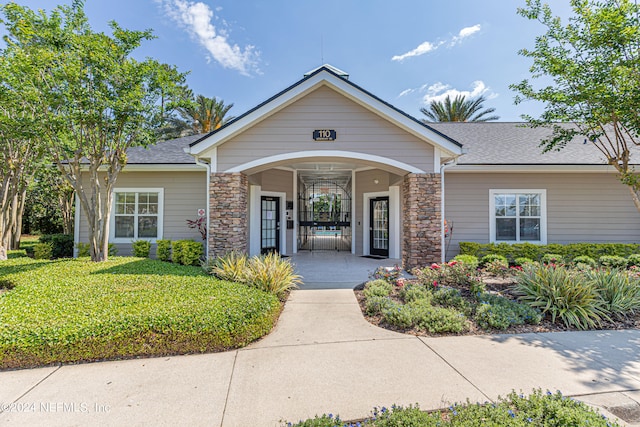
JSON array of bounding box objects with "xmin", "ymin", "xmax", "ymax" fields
[{"xmin": 313, "ymin": 129, "xmax": 336, "ymax": 141}]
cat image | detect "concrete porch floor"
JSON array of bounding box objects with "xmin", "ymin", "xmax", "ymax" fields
[{"xmin": 288, "ymin": 251, "xmax": 402, "ymax": 289}]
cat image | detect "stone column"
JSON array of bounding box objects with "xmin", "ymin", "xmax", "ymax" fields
[
  {"xmin": 209, "ymin": 172, "xmax": 248, "ymax": 259},
  {"xmin": 402, "ymin": 173, "xmax": 441, "ymax": 270}
]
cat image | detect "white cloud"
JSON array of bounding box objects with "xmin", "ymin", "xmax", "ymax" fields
[
  {"xmin": 391, "ymin": 24, "xmax": 481, "ymax": 62},
  {"xmin": 161, "ymin": 0, "xmax": 260, "ymax": 76},
  {"xmin": 397, "ymin": 88, "xmax": 415, "ymax": 98},
  {"xmin": 421, "ymin": 80, "xmax": 497, "ymax": 105}
]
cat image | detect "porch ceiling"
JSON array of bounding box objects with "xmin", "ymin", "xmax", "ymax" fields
[{"xmin": 241, "ymin": 156, "xmax": 410, "ymax": 177}]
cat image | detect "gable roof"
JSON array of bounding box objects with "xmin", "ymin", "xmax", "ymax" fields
[
  {"xmin": 428, "ymin": 122, "xmax": 640, "ymax": 166},
  {"xmin": 125, "ymin": 134, "xmax": 204, "ymax": 164},
  {"xmin": 187, "ymin": 65, "xmax": 464, "ymax": 158}
]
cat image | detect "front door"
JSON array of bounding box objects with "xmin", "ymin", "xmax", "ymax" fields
[
  {"xmin": 369, "ymin": 197, "xmax": 389, "ymax": 257},
  {"xmin": 261, "ymin": 196, "xmax": 280, "ymax": 254}
]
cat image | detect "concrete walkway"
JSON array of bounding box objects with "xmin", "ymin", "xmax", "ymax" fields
[{"xmin": 2, "ymin": 289, "xmax": 640, "ymax": 426}]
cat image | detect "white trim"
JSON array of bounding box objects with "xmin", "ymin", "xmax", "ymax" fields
[
  {"xmin": 362, "ymin": 190, "xmax": 399, "ymax": 258},
  {"xmin": 194, "ymin": 157, "xmax": 211, "ymax": 259},
  {"xmin": 249, "ymin": 185, "xmax": 261, "ymax": 256},
  {"xmin": 449, "ymin": 164, "xmax": 620, "ymax": 173},
  {"xmin": 351, "ymin": 170, "xmax": 356, "ymax": 254},
  {"xmin": 73, "ymin": 192, "xmax": 80, "ymax": 257},
  {"xmin": 292, "ymin": 170, "xmax": 298, "ymax": 254},
  {"xmin": 224, "ymin": 150, "xmax": 425, "ymax": 174},
  {"xmin": 189, "ymin": 70, "xmax": 463, "ymax": 157},
  {"xmin": 112, "ymin": 164, "xmax": 204, "ymax": 172},
  {"xmin": 489, "ymin": 189, "xmax": 547, "ymax": 244},
  {"xmin": 433, "ymin": 148, "xmax": 441, "ymax": 174},
  {"xmin": 258, "ymin": 191, "xmax": 287, "ymax": 255},
  {"xmin": 109, "ymin": 188, "xmax": 164, "ymax": 244},
  {"xmin": 209, "ymin": 147, "xmax": 217, "ymax": 173}
]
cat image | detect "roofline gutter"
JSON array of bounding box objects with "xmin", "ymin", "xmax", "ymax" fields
[
  {"xmin": 194, "ymin": 156, "xmax": 211, "ymax": 259},
  {"xmin": 440, "ymin": 158, "xmax": 458, "ymax": 263}
]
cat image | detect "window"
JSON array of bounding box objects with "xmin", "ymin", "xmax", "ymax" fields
[
  {"xmin": 110, "ymin": 189, "xmax": 164, "ymax": 242},
  {"xmin": 489, "ymin": 189, "xmax": 546, "ymax": 243}
]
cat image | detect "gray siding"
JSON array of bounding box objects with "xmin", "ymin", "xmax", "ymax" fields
[
  {"xmin": 216, "ymin": 86, "xmax": 435, "ymax": 173},
  {"xmin": 444, "ymin": 172, "xmax": 640, "ymax": 260},
  {"xmin": 78, "ymin": 170, "xmax": 207, "ymax": 256}
]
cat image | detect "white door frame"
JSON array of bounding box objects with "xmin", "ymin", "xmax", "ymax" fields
[
  {"xmin": 249, "ymin": 187, "xmax": 287, "ymax": 256},
  {"xmin": 362, "ymin": 186, "xmax": 400, "ymax": 259}
]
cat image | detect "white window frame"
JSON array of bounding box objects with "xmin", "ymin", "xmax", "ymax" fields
[
  {"xmin": 489, "ymin": 189, "xmax": 547, "ymax": 244},
  {"xmin": 110, "ymin": 188, "xmax": 164, "ymax": 243}
]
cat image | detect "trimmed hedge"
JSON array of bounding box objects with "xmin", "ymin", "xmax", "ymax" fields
[
  {"xmin": 39, "ymin": 234, "xmax": 74, "ymax": 259},
  {"xmin": 459, "ymin": 242, "xmax": 640, "ymax": 263},
  {"xmin": 172, "ymin": 240, "xmax": 203, "ymax": 266}
]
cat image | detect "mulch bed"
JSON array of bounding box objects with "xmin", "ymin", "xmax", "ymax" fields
[{"xmin": 354, "ymin": 274, "xmax": 640, "ymax": 337}]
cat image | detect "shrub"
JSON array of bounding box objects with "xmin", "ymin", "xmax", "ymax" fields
[
  {"xmin": 414, "ymin": 261, "xmax": 482, "ymax": 289},
  {"xmin": 541, "ymin": 253, "xmax": 564, "ymax": 265},
  {"xmin": 204, "ymin": 251, "xmax": 248, "ymax": 282},
  {"xmin": 514, "ymin": 257, "xmax": 534, "ymax": 266},
  {"xmin": 39, "ymin": 234, "xmax": 73, "ymax": 259},
  {"xmin": 172, "ymin": 240, "xmax": 203, "ymax": 266},
  {"xmin": 363, "ymin": 279, "xmax": 394, "ymax": 298},
  {"xmin": 156, "ymin": 239, "xmax": 171, "ymax": 262},
  {"xmin": 369, "ymin": 265, "xmax": 402, "ymax": 284},
  {"xmin": 586, "ymin": 269, "xmax": 640, "ymax": 319},
  {"xmin": 459, "ymin": 241, "xmax": 640, "ymax": 261},
  {"xmin": 572, "ymin": 255, "xmax": 596, "ymax": 268},
  {"xmin": 108, "ymin": 243, "xmax": 118, "ymax": 257},
  {"xmin": 484, "ymin": 259, "xmax": 510, "ymax": 277},
  {"xmin": 364, "ymin": 296, "xmax": 395, "ymax": 315},
  {"xmin": 475, "ymin": 293, "xmax": 542, "ymax": 330},
  {"xmin": 513, "ymin": 264, "xmax": 609, "ymax": 329},
  {"xmin": 382, "ymin": 302, "xmax": 413, "ymax": 329},
  {"xmin": 244, "ymin": 252, "xmax": 302, "ymax": 298},
  {"xmin": 599, "ymin": 255, "xmax": 628, "ymax": 269},
  {"xmin": 400, "ymin": 284, "xmax": 432, "ymax": 304},
  {"xmin": 33, "ymin": 242, "xmax": 53, "ymax": 260},
  {"xmin": 432, "ymin": 287, "xmax": 467, "ymax": 310},
  {"xmin": 410, "ymin": 300, "xmax": 467, "ymax": 333},
  {"xmin": 480, "ymin": 254, "xmax": 508, "ymax": 268},
  {"xmin": 452, "ymin": 254, "xmax": 479, "ymax": 270},
  {"xmin": 627, "ymin": 253, "xmax": 640, "ymax": 267},
  {"xmin": 132, "ymin": 240, "xmax": 151, "ymax": 258},
  {"xmin": 75, "ymin": 242, "xmax": 118, "ymax": 258}
]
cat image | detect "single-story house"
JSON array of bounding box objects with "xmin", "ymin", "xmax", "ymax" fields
[{"xmin": 75, "ymin": 65, "xmax": 640, "ymax": 269}]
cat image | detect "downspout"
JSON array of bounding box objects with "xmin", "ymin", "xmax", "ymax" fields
[
  {"xmin": 194, "ymin": 156, "xmax": 211, "ymax": 259},
  {"xmin": 440, "ymin": 158, "xmax": 458, "ymax": 263}
]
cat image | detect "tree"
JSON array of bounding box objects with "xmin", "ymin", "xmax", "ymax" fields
[
  {"xmin": 420, "ymin": 95, "xmax": 499, "ymax": 122},
  {"xmin": 160, "ymin": 93, "xmax": 235, "ymax": 139},
  {"xmin": 0, "ymin": 31, "xmax": 43, "ymax": 260},
  {"xmin": 511, "ymin": 0, "xmax": 640, "ymax": 211},
  {"xmin": 1, "ymin": 1, "xmax": 187, "ymax": 261},
  {"xmin": 23, "ymin": 167, "xmax": 75, "ymax": 236}
]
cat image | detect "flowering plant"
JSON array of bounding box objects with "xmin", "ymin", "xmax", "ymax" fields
[
  {"xmin": 369, "ymin": 265, "xmax": 403, "ymax": 284},
  {"xmin": 186, "ymin": 216, "xmax": 207, "ymax": 240}
]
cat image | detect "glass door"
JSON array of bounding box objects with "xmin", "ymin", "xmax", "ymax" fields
[
  {"xmin": 369, "ymin": 197, "xmax": 389, "ymax": 257},
  {"xmin": 261, "ymin": 196, "xmax": 280, "ymax": 254}
]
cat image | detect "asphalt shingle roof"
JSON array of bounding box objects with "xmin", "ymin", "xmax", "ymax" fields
[
  {"xmin": 428, "ymin": 122, "xmax": 640, "ymax": 165},
  {"xmin": 125, "ymin": 134, "xmax": 205, "ymax": 164}
]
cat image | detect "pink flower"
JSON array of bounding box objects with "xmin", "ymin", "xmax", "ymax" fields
[
  {"xmin": 430, "ymin": 263, "xmax": 441, "ymax": 270},
  {"xmin": 432, "ymin": 280, "xmax": 439, "ymax": 288},
  {"xmin": 448, "ymin": 261, "xmax": 458, "ymax": 266},
  {"xmin": 396, "ymin": 278, "xmax": 405, "ymax": 288}
]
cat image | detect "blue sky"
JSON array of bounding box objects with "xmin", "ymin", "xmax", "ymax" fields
[{"xmin": 7, "ymin": 1, "xmax": 574, "ymax": 122}]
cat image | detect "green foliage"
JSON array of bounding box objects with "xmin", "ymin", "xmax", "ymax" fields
[
  {"xmin": 363, "ymin": 279, "xmax": 394, "ymax": 298},
  {"xmin": 460, "ymin": 242, "xmax": 640, "ymax": 262},
  {"xmin": 38, "ymin": 234, "xmax": 73, "ymax": 259},
  {"xmin": 364, "ymin": 296, "xmax": 395, "ymax": 316},
  {"xmin": 475, "ymin": 294, "xmax": 542, "ymax": 330},
  {"xmin": 156, "ymin": 239, "xmax": 171, "ymax": 262},
  {"xmin": 480, "ymin": 254, "xmax": 508, "ymax": 267},
  {"xmin": 33, "ymin": 242, "xmax": 53, "ymax": 260},
  {"xmin": 484, "ymin": 259, "xmax": 510, "ymax": 277},
  {"xmin": 414, "ymin": 261, "xmax": 482, "ymax": 289},
  {"xmin": 586, "ymin": 269, "xmax": 640, "ymax": 319},
  {"xmin": 76, "ymin": 242, "xmax": 90, "ymax": 258},
  {"xmin": 286, "ymin": 389, "xmax": 620, "ymax": 426},
  {"xmin": 514, "ymin": 264, "xmax": 609, "ymax": 329},
  {"xmin": 132, "ymin": 240, "xmax": 151, "ymax": 258},
  {"xmin": 244, "ymin": 253, "xmax": 302, "ymax": 298},
  {"xmin": 369, "ymin": 265, "xmax": 403, "ymax": 284},
  {"xmin": 541, "ymin": 253, "xmax": 564, "ymax": 265},
  {"xmin": 171, "ymin": 240, "xmax": 203, "ymax": 266},
  {"xmin": 204, "ymin": 251, "xmax": 248, "ymax": 282},
  {"xmin": 514, "ymin": 257, "xmax": 534, "ymax": 266},
  {"xmin": 599, "ymin": 255, "xmax": 628, "ymax": 269},
  {"xmin": 410, "ymin": 300, "xmax": 468, "ymax": 333},
  {"xmin": 0, "ymin": 257, "xmax": 280, "ymax": 369},
  {"xmin": 432, "ymin": 287, "xmax": 468, "ymax": 311},
  {"xmin": 572, "ymin": 255, "xmax": 596, "ymax": 268},
  {"xmin": 382, "ymin": 302, "xmax": 414, "ymax": 329},
  {"xmin": 400, "ymin": 284, "xmax": 432, "ymax": 304},
  {"xmin": 627, "ymin": 253, "xmax": 640, "ymax": 267},
  {"xmin": 512, "ymin": 0, "xmax": 640, "ymax": 209},
  {"xmin": 420, "ymin": 94, "xmax": 499, "ymax": 122},
  {"xmin": 452, "ymin": 254, "xmax": 479, "ymax": 270}
]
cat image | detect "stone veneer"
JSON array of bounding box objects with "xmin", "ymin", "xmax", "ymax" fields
[
  {"xmin": 209, "ymin": 172, "xmax": 248, "ymax": 258},
  {"xmin": 402, "ymin": 173, "xmax": 441, "ymax": 270}
]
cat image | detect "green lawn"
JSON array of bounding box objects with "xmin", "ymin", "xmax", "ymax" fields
[{"xmin": 0, "ymin": 256, "xmax": 281, "ymax": 370}]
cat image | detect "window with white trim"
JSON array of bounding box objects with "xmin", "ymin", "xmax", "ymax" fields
[
  {"xmin": 111, "ymin": 189, "xmax": 164, "ymax": 241},
  {"xmin": 489, "ymin": 190, "xmax": 546, "ymax": 243}
]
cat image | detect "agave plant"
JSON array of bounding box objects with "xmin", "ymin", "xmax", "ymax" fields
[
  {"xmin": 245, "ymin": 252, "xmax": 302, "ymax": 298},
  {"xmin": 585, "ymin": 269, "xmax": 640, "ymax": 319}
]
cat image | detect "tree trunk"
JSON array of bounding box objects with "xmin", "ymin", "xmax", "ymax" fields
[
  {"xmin": 60, "ymin": 190, "xmax": 75, "ymax": 235},
  {"xmin": 628, "ymin": 184, "xmax": 640, "ymax": 213},
  {"xmin": 10, "ymin": 188, "xmax": 26, "ymax": 250}
]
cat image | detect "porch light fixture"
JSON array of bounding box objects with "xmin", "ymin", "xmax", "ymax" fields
[{"xmin": 373, "ymin": 179, "xmax": 379, "ymax": 185}]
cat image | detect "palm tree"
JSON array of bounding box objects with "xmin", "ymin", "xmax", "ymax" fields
[
  {"xmin": 158, "ymin": 93, "xmax": 235, "ymax": 140},
  {"xmin": 420, "ymin": 94, "xmax": 499, "ymax": 122}
]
